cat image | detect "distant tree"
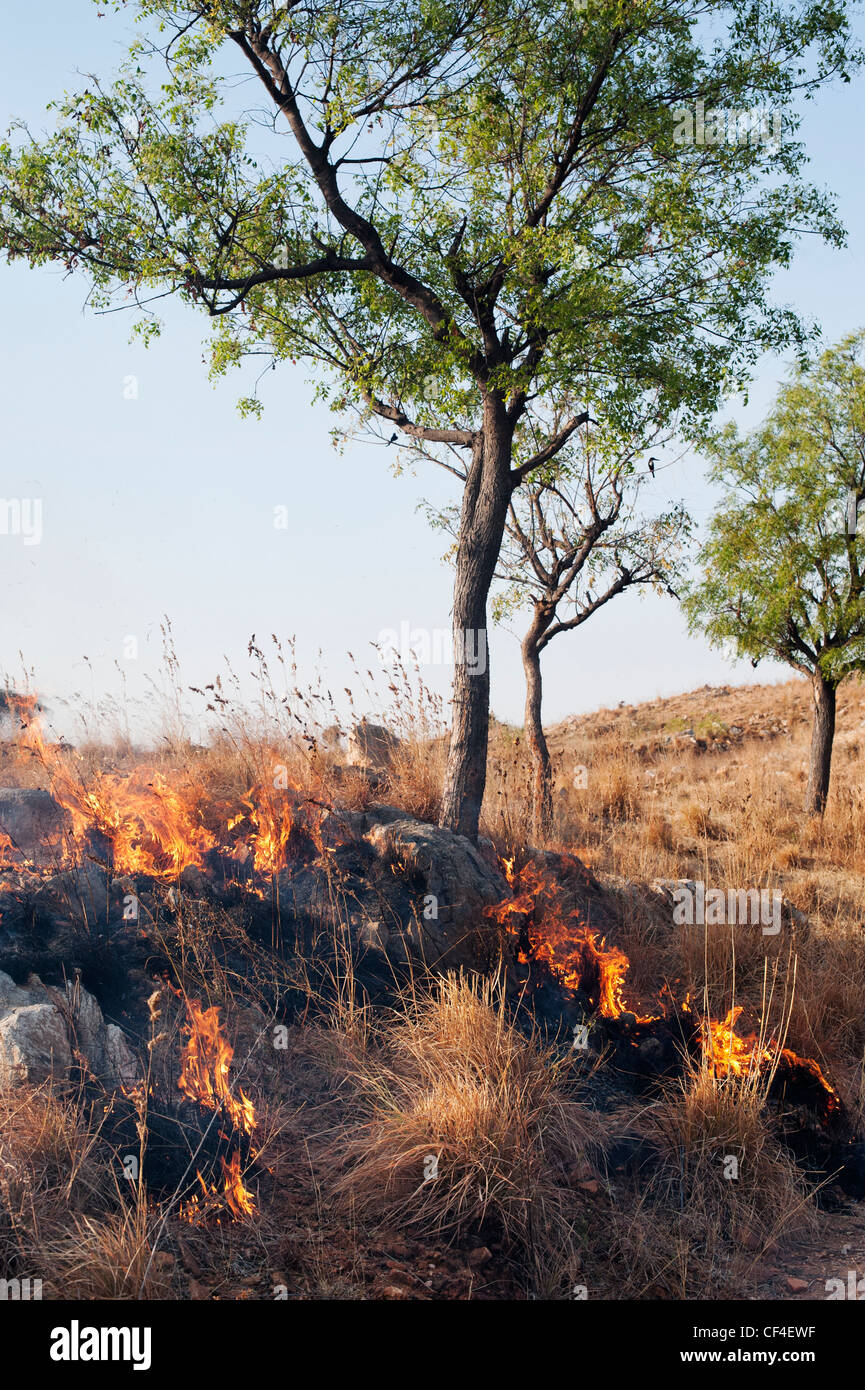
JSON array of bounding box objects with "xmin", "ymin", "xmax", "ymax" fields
[
  {"xmin": 0, "ymin": 0, "xmax": 858, "ymax": 840},
  {"xmin": 491, "ymin": 419, "xmax": 689, "ymax": 838},
  {"xmin": 684, "ymin": 332, "xmax": 865, "ymax": 815}
]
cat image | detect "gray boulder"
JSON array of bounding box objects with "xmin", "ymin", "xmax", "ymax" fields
[
  {"xmin": 0, "ymin": 1002, "xmax": 72, "ymax": 1086},
  {"xmin": 346, "ymin": 719, "xmax": 401, "ymax": 770},
  {"xmin": 0, "ymin": 969, "xmax": 138, "ymax": 1090},
  {"xmin": 362, "ymin": 814, "xmax": 507, "ymax": 968}
]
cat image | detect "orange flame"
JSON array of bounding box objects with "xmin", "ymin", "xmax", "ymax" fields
[
  {"xmin": 699, "ymin": 1006, "xmax": 756, "ymax": 1078},
  {"xmin": 221, "ymin": 1149, "xmax": 257, "ymax": 1218},
  {"xmin": 178, "ymin": 999, "xmax": 256, "ymax": 1134},
  {"xmin": 12, "ymin": 701, "xmax": 216, "ymax": 880},
  {"xmin": 246, "ymin": 793, "xmax": 294, "ymax": 875},
  {"xmin": 487, "ymin": 858, "xmax": 634, "ymax": 1018},
  {"xmin": 9, "ymin": 697, "xmax": 322, "ymax": 883},
  {"xmin": 178, "ymin": 998, "xmax": 256, "ymax": 1219},
  {"xmin": 490, "ymin": 856, "xmax": 843, "ymax": 1114}
]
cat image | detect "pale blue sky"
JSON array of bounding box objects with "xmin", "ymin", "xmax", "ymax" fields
[{"xmin": 1, "ymin": 3, "xmax": 863, "ymax": 740}]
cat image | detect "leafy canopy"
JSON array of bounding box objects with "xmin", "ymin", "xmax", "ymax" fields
[
  {"xmin": 684, "ymin": 331, "xmax": 865, "ymax": 686},
  {"xmin": 0, "ymin": 0, "xmax": 859, "ymax": 472}
]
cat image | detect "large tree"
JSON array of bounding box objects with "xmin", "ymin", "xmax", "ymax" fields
[
  {"xmin": 684, "ymin": 332, "xmax": 865, "ymax": 816},
  {"xmin": 0, "ymin": 0, "xmax": 857, "ymax": 840}
]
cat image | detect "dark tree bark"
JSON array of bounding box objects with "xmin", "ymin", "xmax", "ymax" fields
[
  {"xmin": 805, "ymin": 670, "xmax": 837, "ymax": 815},
  {"xmin": 439, "ymin": 396, "xmax": 514, "ymax": 840},
  {"xmin": 521, "ymin": 627, "xmax": 553, "ymax": 841}
]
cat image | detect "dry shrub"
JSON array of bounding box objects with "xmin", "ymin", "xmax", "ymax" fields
[
  {"xmin": 646, "ymin": 814, "xmax": 674, "ymax": 851},
  {"xmin": 384, "ymin": 736, "xmax": 447, "ymax": 823},
  {"xmin": 596, "ymin": 756, "xmax": 638, "ymax": 822},
  {"xmin": 773, "ymin": 843, "xmax": 804, "ymax": 870},
  {"xmin": 0, "ymin": 1085, "xmax": 171, "ymax": 1298},
  {"xmin": 323, "ymin": 972, "xmax": 598, "ymax": 1285},
  {"xmin": 38, "ymin": 1208, "xmax": 171, "ymax": 1300},
  {"xmin": 679, "ymin": 801, "xmax": 724, "ymax": 841},
  {"xmin": 334, "ymin": 765, "xmax": 378, "ymax": 811},
  {"xmin": 0, "ymin": 1087, "xmax": 107, "ymax": 1276},
  {"xmin": 788, "ymin": 925, "xmax": 865, "ymax": 1063},
  {"xmin": 598, "ymin": 1062, "xmax": 814, "ymax": 1299}
]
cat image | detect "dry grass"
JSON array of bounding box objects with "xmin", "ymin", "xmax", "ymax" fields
[
  {"xmin": 319, "ymin": 972, "xmax": 598, "ymax": 1291},
  {"xmin": 2, "ymin": 661, "xmax": 864, "ymax": 1298},
  {"xmin": 0, "ymin": 1086, "xmax": 170, "ymax": 1298},
  {"xmin": 596, "ymin": 1061, "xmax": 815, "ymax": 1299}
]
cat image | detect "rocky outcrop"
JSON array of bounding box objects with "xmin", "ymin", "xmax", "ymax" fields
[
  {"xmin": 269, "ymin": 805, "xmax": 507, "ymax": 972},
  {"xmin": 0, "ymin": 970, "xmax": 138, "ymax": 1090},
  {"xmin": 362, "ymin": 814, "xmax": 507, "ymax": 968}
]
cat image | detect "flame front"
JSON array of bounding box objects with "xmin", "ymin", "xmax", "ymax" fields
[
  {"xmin": 178, "ymin": 999, "xmax": 256, "ymax": 1134},
  {"xmin": 700, "ymin": 1006, "xmax": 755, "ymax": 1078},
  {"xmin": 487, "ymin": 858, "xmax": 633, "ymax": 1018},
  {"xmin": 490, "ymin": 855, "xmax": 843, "ymax": 1117},
  {"xmin": 9, "ymin": 697, "xmax": 318, "ymax": 883}
]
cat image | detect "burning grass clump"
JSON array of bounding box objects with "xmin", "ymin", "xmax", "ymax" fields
[
  {"xmin": 322, "ymin": 972, "xmax": 599, "ymax": 1285},
  {"xmin": 597, "ymin": 1060, "xmax": 816, "ymax": 1299}
]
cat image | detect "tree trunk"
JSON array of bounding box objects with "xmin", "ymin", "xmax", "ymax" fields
[
  {"xmin": 439, "ymin": 395, "xmax": 513, "ymax": 841},
  {"xmin": 805, "ymin": 670, "xmax": 837, "ymax": 816},
  {"xmin": 522, "ymin": 633, "xmax": 553, "ymax": 842}
]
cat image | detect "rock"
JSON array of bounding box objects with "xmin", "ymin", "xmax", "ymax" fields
[
  {"xmin": 0, "ymin": 1001, "xmax": 72, "ymax": 1086},
  {"xmin": 0, "ymin": 788, "xmax": 68, "ymax": 861},
  {"xmin": 786, "ymin": 1275, "xmax": 809, "ymax": 1293},
  {"xmin": 362, "ymin": 815, "xmax": 507, "ymax": 967},
  {"xmin": 0, "ymin": 969, "xmax": 138, "ymax": 1091},
  {"xmin": 467, "ymin": 1246, "xmax": 492, "ymax": 1268},
  {"xmin": 105, "ymin": 1024, "xmax": 140, "ymax": 1086},
  {"xmin": 346, "ymin": 719, "xmax": 401, "ymax": 771}
]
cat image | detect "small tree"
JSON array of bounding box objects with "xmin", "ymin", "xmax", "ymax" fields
[
  {"xmin": 491, "ymin": 420, "xmax": 689, "ymax": 837},
  {"xmin": 0, "ymin": 0, "xmax": 857, "ymax": 840},
  {"xmin": 684, "ymin": 332, "xmax": 865, "ymax": 815}
]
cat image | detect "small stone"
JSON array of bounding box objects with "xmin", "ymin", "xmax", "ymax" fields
[
  {"xmin": 786, "ymin": 1276, "xmax": 809, "ymax": 1293},
  {"xmin": 381, "ymin": 1284, "xmax": 409, "ymax": 1299},
  {"xmin": 467, "ymin": 1246, "xmax": 492, "ymax": 1268}
]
